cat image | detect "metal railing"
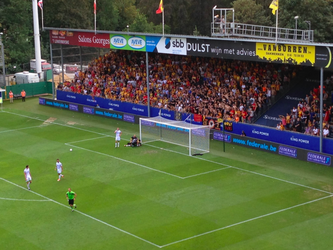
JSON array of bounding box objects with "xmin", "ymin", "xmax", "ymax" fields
[{"xmin": 211, "ymin": 22, "xmax": 314, "ymax": 43}]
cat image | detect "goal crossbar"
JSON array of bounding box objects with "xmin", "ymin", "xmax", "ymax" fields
[{"xmin": 139, "ymin": 116, "xmax": 210, "ymax": 156}]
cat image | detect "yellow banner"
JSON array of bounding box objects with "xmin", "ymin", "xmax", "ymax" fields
[{"xmin": 256, "ymin": 43, "xmax": 315, "ymax": 65}]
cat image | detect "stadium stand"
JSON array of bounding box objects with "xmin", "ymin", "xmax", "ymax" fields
[{"xmin": 58, "ymin": 50, "xmax": 297, "ymax": 123}]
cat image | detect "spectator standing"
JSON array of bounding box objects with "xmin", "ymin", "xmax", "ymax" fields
[
  {"xmin": 9, "ymin": 90, "xmax": 13, "ymax": 103},
  {"xmin": 21, "ymin": 89, "xmax": 26, "ymax": 102}
]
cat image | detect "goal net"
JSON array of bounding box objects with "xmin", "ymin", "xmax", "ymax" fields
[{"xmin": 139, "ymin": 116, "xmax": 210, "ymax": 156}]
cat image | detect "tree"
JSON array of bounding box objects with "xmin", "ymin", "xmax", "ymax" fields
[
  {"xmin": 114, "ymin": 0, "xmax": 138, "ymax": 31},
  {"xmin": 0, "ymin": 0, "xmax": 34, "ymax": 73},
  {"xmin": 232, "ymin": 0, "xmax": 272, "ymax": 26},
  {"xmin": 278, "ymin": 0, "xmax": 333, "ymax": 42},
  {"xmin": 96, "ymin": 0, "xmax": 119, "ymax": 31}
]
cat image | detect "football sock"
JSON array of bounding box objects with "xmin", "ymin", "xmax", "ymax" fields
[
  {"xmin": 115, "ymin": 142, "xmax": 117, "ymax": 147},
  {"xmin": 27, "ymin": 183, "xmax": 30, "ymax": 188},
  {"xmin": 117, "ymin": 142, "xmax": 119, "ymax": 147},
  {"xmin": 59, "ymin": 175, "xmax": 62, "ymax": 179}
]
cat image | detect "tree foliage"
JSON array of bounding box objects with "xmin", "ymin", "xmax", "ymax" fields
[{"xmin": 1, "ymin": 0, "xmax": 333, "ymax": 72}]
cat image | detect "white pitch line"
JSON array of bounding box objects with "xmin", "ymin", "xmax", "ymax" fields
[
  {"xmin": 0, "ymin": 197, "xmax": 50, "ymax": 202},
  {"xmin": 65, "ymin": 143, "xmax": 184, "ymax": 179},
  {"xmin": 160, "ymin": 194, "xmax": 333, "ymax": 248},
  {"xmin": 65, "ymin": 135, "xmax": 110, "ymax": 145},
  {"xmin": 144, "ymin": 143, "xmax": 333, "ymax": 195},
  {"xmin": 182, "ymin": 167, "xmax": 232, "ymax": 179},
  {"xmin": 4, "ymin": 111, "xmax": 333, "ymax": 195},
  {"xmin": 0, "ymin": 177, "xmax": 161, "ymax": 248},
  {"xmin": 0, "ymin": 125, "xmax": 45, "ymax": 134}
]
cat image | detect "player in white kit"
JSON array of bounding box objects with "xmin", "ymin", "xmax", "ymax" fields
[
  {"xmin": 114, "ymin": 128, "xmax": 122, "ymax": 148},
  {"xmin": 55, "ymin": 159, "xmax": 64, "ymax": 181},
  {"xmin": 24, "ymin": 165, "xmax": 32, "ymax": 190}
]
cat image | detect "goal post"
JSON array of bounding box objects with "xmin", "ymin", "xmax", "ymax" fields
[{"xmin": 139, "ymin": 116, "xmax": 210, "ymax": 156}]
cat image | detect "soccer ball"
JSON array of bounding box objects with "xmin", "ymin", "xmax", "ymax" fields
[{"xmin": 70, "ymin": 149, "xmax": 72, "ymax": 151}]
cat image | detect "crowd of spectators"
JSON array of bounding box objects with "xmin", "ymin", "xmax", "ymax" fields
[
  {"xmin": 58, "ymin": 50, "xmax": 296, "ymax": 123},
  {"xmin": 276, "ymin": 81, "xmax": 333, "ymax": 137}
]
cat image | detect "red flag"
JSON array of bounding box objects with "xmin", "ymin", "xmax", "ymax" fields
[
  {"xmin": 94, "ymin": 0, "xmax": 96, "ymax": 15},
  {"xmin": 156, "ymin": 0, "xmax": 163, "ymax": 14},
  {"xmin": 194, "ymin": 114, "xmax": 203, "ymax": 123},
  {"xmin": 38, "ymin": 0, "xmax": 43, "ymax": 10}
]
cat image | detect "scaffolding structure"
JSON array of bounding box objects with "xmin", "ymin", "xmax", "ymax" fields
[{"xmin": 211, "ymin": 8, "xmax": 314, "ymax": 43}]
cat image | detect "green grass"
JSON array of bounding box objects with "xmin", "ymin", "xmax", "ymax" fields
[{"xmin": 1, "ymin": 97, "xmax": 333, "ymax": 250}]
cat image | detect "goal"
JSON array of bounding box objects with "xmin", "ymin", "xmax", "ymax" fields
[{"xmin": 139, "ymin": 116, "xmax": 210, "ymax": 156}]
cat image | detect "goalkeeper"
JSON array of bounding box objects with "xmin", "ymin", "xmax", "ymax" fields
[{"xmin": 124, "ymin": 135, "xmax": 141, "ymax": 147}]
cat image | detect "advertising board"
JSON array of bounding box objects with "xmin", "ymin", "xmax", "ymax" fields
[
  {"xmin": 110, "ymin": 34, "xmax": 146, "ymax": 51},
  {"xmin": 187, "ymin": 38, "xmax": 333, "ymax": 68},
  {"xmin": 49, "ymin": 30, "xmax": 110, "ymax": 48},
  {"xmin": 40, "ymin": 97, "xmax": 333, "ymax": 167}
]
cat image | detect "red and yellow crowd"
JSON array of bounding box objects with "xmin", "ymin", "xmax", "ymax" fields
[
  {"xmin": 276, "ymin": 83, "xmax": 333, "ymax": 137},
  {"xmin": 58, "ymin": 50, "xmax": 296, "ymax": 123}
]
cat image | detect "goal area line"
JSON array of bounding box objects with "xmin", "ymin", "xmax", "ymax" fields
[{"xmin": 142, "ymin": 138, "xmax": 210, "ymax": 155}]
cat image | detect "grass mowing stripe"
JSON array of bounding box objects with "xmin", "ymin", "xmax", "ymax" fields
[
  {"xmin": 145, "ymin": 143, "xmax": 333, "ymax": 195},
  {"xmin": 159, "ymin": 194, "xmax": 333, "ymax": 248},
  {"xmin": 66, "ymin": 136, "xmax": 111, "ymax": 144},
  {"xmin": 0, "ymin": 197, "xmax": 51, "ymax": 202},
  {"xmin": 2, "ymin": 111, "xmax": 110, "ymax": 136},
  {"xmin": 5, "ymin": 110, "xmax": 332, "ymax": 195},
  {"xmin": 0, "ymin": 177, "xmax": 162, "ymax": 248},
  {"xmin": 0, "ymin": 125, "xmax": 45, "ymax": 134},
  {"xmin": 65, "ymin": 143, "xmax": 184, "ymax": 179}
]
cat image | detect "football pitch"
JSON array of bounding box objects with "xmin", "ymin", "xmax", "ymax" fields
[{"xmin": 1, "ymin": 97, "xmax": 333, "ymax": 250}]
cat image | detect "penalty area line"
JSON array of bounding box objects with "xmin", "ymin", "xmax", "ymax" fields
[
  {"xmin": 65, "ymin": 143, "xmax": 184, "ymax": 179},
  {"xmin": 0, "ymin": 177, "xmax": 162, "ymax": 248}
]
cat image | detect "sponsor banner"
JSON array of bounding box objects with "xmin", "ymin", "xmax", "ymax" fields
[
  {"xmin": 57, "ymin": 91, "xmax": 203, "ymax": 125},
  {"xmin": 69, "ymin": 104, "xmax": 79, "ymax": 112},
  {"xmin": 147, "ymin": 36, "xmax": 187, "ymax": 55},
  {"xmin": 187, "ymin": 38, "xmax": 333, "ymax": 68},
  {"xmin": 39, "ymin": 98, "xmax": 45, "ymax": 105},
  {"xmin": 110, "ymin": 34, "xmax": 146, "ymax": 51},
  {"xmin": 213, "ymin": 131, "xmax": 231, "ymax": 143},
  {"xmin": 83, "ymin": 106, "xmax": 94, "ymax": 114},
  {"xmin": 256, "ymin": 43, "xmax": 316, "ymax": 66},
  {"xmin": 123, "ymin": 114, "xmax": 135, "ymax": 123},
  {"xmin": 57, "ymin": 90, "xmax": 148, "ymax": 116},
  {"xmin": 187, "ymin": 38, "xmax": 256, "ymax": 61},
  {"xmin": 39, "ymin": 98, "xmax": 138, "ymax": 124},
  {"xmin": 50, "ymin": 30, "xmax": 110, "ymax": 48},
  {"xmin": 95, "ymin": 109, "xmax": 123, "ymax": 119},
  {"xmin": 230, "ymin": 134, "xmax": 279, "ymax": 153},
  {"xmin": 192, "ymin": 128, "xmax": 207, "ymax": 137},
  {"xmin": 141, "ymin": 120, "xmax": 155, "ymax": 127},
  {"xmin": 56, "ymin": 91, "xmax": 333, "ymax": 154},
  {"xmin": 156, "ymin": 123, "xmax": 189, "ymax": 133},
  {"xmin": 45, "ymin": 99, "xmax": 69, "ymax": 109},
  {"xmin": 279, "ymin": 146, "xmax": 297, "ymax": 158},
  {"xmin": 307, "ymin": 152, "xmax": 331, "ymax": 166},
  {"xmin": 209, "ymin": 119, "xmax": 333, "ymax": 155}
]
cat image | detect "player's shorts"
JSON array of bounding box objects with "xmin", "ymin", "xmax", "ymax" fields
[
  {"xmin": 68, "ymin": 199, "xmax": 74, "ymax": 205},
  {"xmin": 116, "ymin": 136, "xmax": 121, "ymax": 141},
  {"xmin": 57, "ymin": 170, "xmax": 62, "ymax": 174},
  {"xmin": 25, "ymin": 175, "xmax": 32, "ymax": 182}
]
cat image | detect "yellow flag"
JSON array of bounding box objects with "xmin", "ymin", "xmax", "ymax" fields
[{"xmin": 269, "ymin": 0, "xmax": 278, "ymax": 15}]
